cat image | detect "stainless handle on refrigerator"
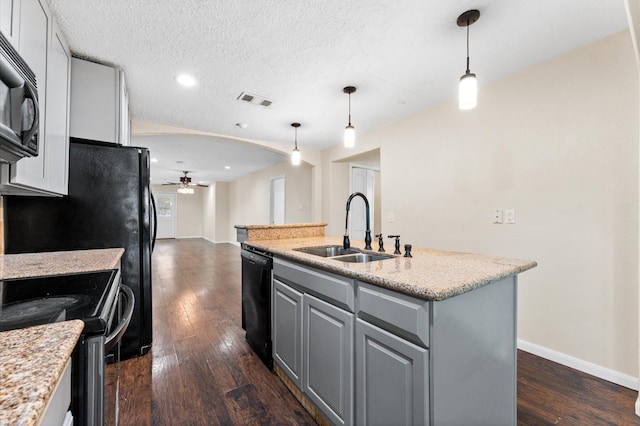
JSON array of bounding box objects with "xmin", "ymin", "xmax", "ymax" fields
[
  {"xmin": 105, "ymin": 284, "xmax": 135, "ymax": 352},
  {"xmin": 150, "ymin": 192, "xmax": 157, "ymax": 252}
]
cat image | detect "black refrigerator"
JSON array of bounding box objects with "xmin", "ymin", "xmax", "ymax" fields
[{"xmin": 4, "ymin": 138, "xmax": 155, "ymax": 360}]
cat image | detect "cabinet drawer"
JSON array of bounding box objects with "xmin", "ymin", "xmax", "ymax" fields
[
  {"xmin": 274, "ymin": 258, "xmax": 355, "ymax": 312},
  {"xmin": 357, "ymin": 282, "xmax": 430, "ymax": 348}
]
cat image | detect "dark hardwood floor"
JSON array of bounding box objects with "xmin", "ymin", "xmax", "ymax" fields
[{"xmin": 111, "ymin": 239, "xmax": 639, "ymax": 425}]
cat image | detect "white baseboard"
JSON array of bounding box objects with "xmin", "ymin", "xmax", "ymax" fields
[
  {"xmin": 518, "ymin": 339, "xmax": 639, "ymax": 391},
  {"xmin": 174, "ymin": 236, "xmax": 236, "ymax": 244}
]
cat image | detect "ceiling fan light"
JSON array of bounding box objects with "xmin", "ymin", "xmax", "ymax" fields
[
  {"xmin": 459, "ymin": 72, "xmax": 477, "ymax": 110},
  {"xmin": 344, "ymin": 125, "xmax": 355, "ymax": 148},
  {"xmin": 291, "ymin": 148, "xmax": 301, "ymax": 166},
  {"xmin": 177, "ymin": 186, "xmax": 194, "ymax": 194}
]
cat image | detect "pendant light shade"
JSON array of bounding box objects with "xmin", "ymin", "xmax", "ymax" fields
[
  {"xmin": 343, "ymin": 86, "xmax": 356, "ymax": 148},
  {"xmin": 344, "ymin": 125, "xmax": 355, "ymax": 148},
  {"xmin": 459, "ymin": 71, "xmax": 477, "ymax": 110},
  {"xmin": 457, "ymin": 10, "xmax": 480, "ymax": 110},
  {"xmin": 291, "ymin": 122, "xmax": 301, "ymax": 166}
]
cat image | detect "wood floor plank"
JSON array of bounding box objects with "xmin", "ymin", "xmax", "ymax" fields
[{"xmin": 110, "ymin": 239, "xmax": 640, "ymax": 426}]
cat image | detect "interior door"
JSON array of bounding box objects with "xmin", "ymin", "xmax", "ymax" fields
[
  {"xmin": 154, "ymin": 192, "xmax": 176, "ymax": 239},
  {"xmin": 270, "ymin": 176, "xmax": 285, "ymax": 225},
  {"xmin": 350, "ymin": 167, "xmax": 375, "ymax": 241}
]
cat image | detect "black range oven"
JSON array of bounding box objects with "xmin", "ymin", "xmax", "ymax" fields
[{"xmin": 0, "ymin": 269, "xmax": 134, "ymax": 425}]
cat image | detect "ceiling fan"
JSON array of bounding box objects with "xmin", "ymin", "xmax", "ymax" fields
[{"xmin": 162, "ymin": 171, "xmax": 208, "ymax": 194}]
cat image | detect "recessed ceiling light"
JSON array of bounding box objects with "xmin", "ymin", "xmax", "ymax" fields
[
  {"xmin": 175, "ymin": 74, "xmax": 196, "ymax": 87},
  {"xmin": 224, "ymin": 166, "xmax": 231, "ymax": 170},
  {"xmin": 151, "ymin": 158, "xmax": 158, "ymax": 163}
]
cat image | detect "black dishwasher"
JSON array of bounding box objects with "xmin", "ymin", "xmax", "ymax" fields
[{"xmin": 241, "ymin": 245, "xmax": 273, "ymax": 368}]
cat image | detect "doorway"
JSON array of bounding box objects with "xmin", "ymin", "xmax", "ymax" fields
[
  {"xmin": 154, "ymin": 192, "xmax": 177, "ymax": 239},
  {"xmin": 270, "ymin": 176, "xmax": 285, "ymax": 225},
  {"xmin": 350, "ymin": 165, "xmax": 378, "ymax": 241}
]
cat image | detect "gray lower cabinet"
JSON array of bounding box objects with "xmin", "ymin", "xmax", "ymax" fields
[
  {"xmin": 272, "ymin": 257, "xmax": 517, "ymax": 426},
  {"xmin": 273, "ymin": 258, "xmax": 355, "ymax": 425},
  {"xmin": 355, "ymin": 319, "xmax": 428, "ymax": 426},
  {"xmin": 303, "ymin": 293, "xmax": 353, "ymax": 426},
  {"xmin": 273, "ymin": 278, "xmax": 303, "ymax": 388}
]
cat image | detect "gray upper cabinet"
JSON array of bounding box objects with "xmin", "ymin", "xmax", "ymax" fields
[
  {"xmin": 0, "ymin": 0, "xmax": 71, "ymax": 196},
  {"xmin": 70, "ymin": 58, "xmax": 130, "ymax": 145},
  {"xmin": 42, "ymin": 20, "xmax": 70, "ymax": 195},
  {"xmin": 303, "ymin": 293, "xmax": 353, "ymax": 426},
  {"xmin": 0, "ymin": 0, "xmax": 20, "ymax": 47}
]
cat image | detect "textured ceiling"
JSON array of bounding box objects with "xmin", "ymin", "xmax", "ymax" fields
[
  {"xmin": 131, "ymin": 134, "xmax": 287, "ymax": 184},
  {"xmin": 45, "ymin": 0, "xmax": 629, "ymax": 183}
]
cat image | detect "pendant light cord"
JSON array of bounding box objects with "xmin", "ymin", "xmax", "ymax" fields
[
  {"xmin": 294, "ymin": 127, "xmax": 298, "ymax": 149},
  {"xmin": 348, "ymin": 92, "xmax": 352, "ymax": 126},
  {"xmin": 465, "ymin": 20, "xmax": 470, "ymax": 73}
]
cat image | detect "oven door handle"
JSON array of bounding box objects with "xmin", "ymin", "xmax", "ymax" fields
[{"xmin": 105, "ymin": 284, "xmax": 135, "ymax": 352}]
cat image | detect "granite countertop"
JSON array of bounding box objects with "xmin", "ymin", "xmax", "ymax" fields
[
  {"xmin": 0, "ymin": 321, "xmax": 84, "ymax": 426},
  {"xmin": 0, "ymin": 248, "xmax": 124, "ymax": 280},
  {"xmin": 234, "ymin": 222, "xmax": 327, "ymax": 230},
  {"xmin": 0, "ymin": 248, "xmax": 124, "ymax": 424},
  {"xmin": 244, "ymin": 236, "xmax": 537, "ymax": 301}
]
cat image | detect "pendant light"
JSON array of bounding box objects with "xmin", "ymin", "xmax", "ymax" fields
[
  {"xmin": 457, "ymin": 10, "xmax": 480, "ymax": 110},
  {"xmin": 343, "ymin": 86, "xmax": 356, "ymax": 148},
  {"xmin": 291, "ymin": 122, "xmax": 301, "ymax": 166}
]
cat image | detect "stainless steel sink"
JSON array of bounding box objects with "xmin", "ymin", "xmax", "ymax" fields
[
  {"xmin": 331, "ymin": 253, "xmax": 395, "ymax": 263},
  {"xmin": 294, "ymin": 245, "xmax": 360, "ymax": 257}
]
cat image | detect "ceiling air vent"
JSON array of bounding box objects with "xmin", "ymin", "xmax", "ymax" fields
[{"xmin": 237, "ymin": 92, "xmax": 272, "ymax": 108}]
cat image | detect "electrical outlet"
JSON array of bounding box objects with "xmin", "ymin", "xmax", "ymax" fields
[
  {"xmin": 387, "ymin": 212, "xmax": 395, "ymax": 223},
  {"xmin": 505, "ymin": 209, "xmax": 516, "ymax": 224},
  {"xmin": 493, "ymin": 209, "xmax": 503, "ymax": 224}
]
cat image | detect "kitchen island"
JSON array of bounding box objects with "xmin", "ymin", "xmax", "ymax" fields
[{"xmin": 242, "ymin": 234, "xmax": 537, "ymax": 426}]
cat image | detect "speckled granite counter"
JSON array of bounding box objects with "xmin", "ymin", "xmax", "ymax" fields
[
  {"xmin": 0, "ymin": 321, "xmax": 84, "ymax": 426},
  {"xmin": 0, "ymin": 248, "xmax": 124, "ymax": 280},
  {"xmin": 244, "ymin": 236, "xmax": 536, "ymax": 300},
  {"xmin": 235, "ymin": 223, "xmax": 327, "ymax": 242}
]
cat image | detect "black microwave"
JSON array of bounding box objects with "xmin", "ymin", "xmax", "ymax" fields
[{"xmin": 0, "ymin": 31, "xmax": 39, "ymax": 163}]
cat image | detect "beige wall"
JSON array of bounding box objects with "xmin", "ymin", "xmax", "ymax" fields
[
  {"xmin": 151, "ymin": 184, "xmax": 206, "ymax": 238},
  {"xmin": 215, "ymin": 182, "xmax": 231, "ymax": 242},
  {"xmin": 202, "ymin": 185, "xmax": 216, "ymax": 241},
  {"xmin": 228, "ymin": 161, "xmax": 313, "ymax": 228},
  {"xmin": 322, "ymin": 31, "xmax": 639, "ymax": 380},
  {"xmin": 151, "ymin": 161, "xmax": 312, "ymax": 243}
]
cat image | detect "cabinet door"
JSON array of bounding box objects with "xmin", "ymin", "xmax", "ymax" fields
[
  {"xmin": 273, "ymin": 278, "xmax": 303, "ymax": 388},
  {"xmin": 0, "ymin": 0, "xmax": 21, "ymax": 48},
  {"xmin": 304, "ymin": 293, "xmax": 353, "ymax": 426},
  {"xmin": 43, "ymin": 20, "xmax": 70, "ymax": 195},
  {"xmin": 118, "ymin": 70, "xmax": 130, "ymax": 145},
  {"xmin": 355, "ymin": 319, "xmax": 429, "ymax": 426},
  {"xmin": 10, "ymin": 0, "xmax": 49, "ymax": 189},
  {"xmin": 69, "ymin": 58, "xmax": 119, "ymax": 143}
]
